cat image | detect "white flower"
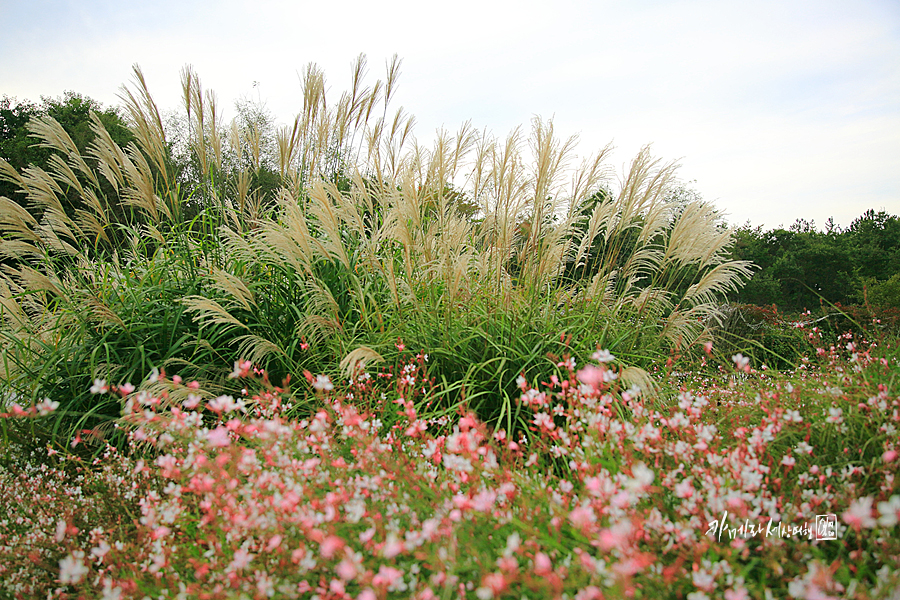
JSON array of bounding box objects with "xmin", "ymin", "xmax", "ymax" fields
[
  {"xmin": 90, "ymin": 540, "xmax": 111, "ymax": 563},
  {"xmin": 826, "ymin": 407, "xmax": 844, "ymax": 424},
  {"xmin": 732, "ymin": 353, "xmax": 750, "ymax": 370},
  {"xmin": 207, "ymin": 395, "xmax": 246, "ymax": 414},
  {"xmin": 35, "ymin": 398, "xmax": 59, "ymax": 416},
  {"xmin": 794, "ymin": 441, "xmax": 814, "ymax": 455},
  {"xmin": 783, "ymin": 409, "xmax": 802, "ymax": 423},
  {"xmin": 630, "ymin": 463, "xmax": 655, "ymax": 490},
  {"xmin": 101, "ymin": 578, "xmax": 123, "ymax": 600},
  {"xmin": 503, "ymin": 532, "xmax": 521, "ymax": 556},
  {"xmin": 842, "ymin": 496, "xmax": 876, "ymax": 529},
  {"xmin": 313, "ymin": 374, "xmax": 334, "ymax": 392},
  {"xmin": 877, "ymin": 495, "xmax": 900, "ymax": 527},
  {"xmin": 89, "ymin": 379, "xmax": 107, "ymax": 394},
  {"xmin": 54, "ymin": 519, "xmax": 66, "ymax": 542},
  {"xmin": 591, "ymin": 349, "xmax": 615, "ymax": 363},
  {"xmin": 228, "ymin": 548, "xmax": 254, "ymax": 572},
  {"xmin": 59, "ymin": 551, "xmax": 89, "ymax": 584}
]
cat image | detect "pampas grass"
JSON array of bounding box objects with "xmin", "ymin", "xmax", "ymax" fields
[{"xmin": 0, "ymin": 55, "xmax": 753, "ymax": 442}]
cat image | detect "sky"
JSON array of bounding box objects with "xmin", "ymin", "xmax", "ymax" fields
[{"xmin": 1, "ymin": 0, "xmax": 898, "ymax": 230}]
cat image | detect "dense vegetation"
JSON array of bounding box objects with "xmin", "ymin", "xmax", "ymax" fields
[
  {"xmin": 0, "ymin": 58, "xmax": 756, "ymax": 442},
  {"xmin": 729, "ymin": 213, "xmax": 900, "ymax": 311},
  {"xmin": 0, "ymin": 57, "xmax": 898, "ymax": 599}
]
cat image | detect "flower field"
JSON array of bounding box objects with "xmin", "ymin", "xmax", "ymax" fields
[{"xmin": 2, "ymin": 335, "xmax": 899, "ymax": 599}]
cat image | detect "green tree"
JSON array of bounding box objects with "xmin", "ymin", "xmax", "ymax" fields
[
  {"xmin": 0, "ymin": 97, "xmax": 48, "ymax": 201},
  {"xmin": 729, "ymin": 211, "xmax": 900, "ymax": 311},
  {"xmin": 847, "ymin": 210, "xmax": 900, "ymax": 280},
  {"xmin": 0, "ymin": 92, "xmax": 134, "ymax": 219}
]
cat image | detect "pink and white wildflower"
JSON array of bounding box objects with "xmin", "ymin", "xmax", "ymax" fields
[
  {"xmin": 842, "ymin": 496, "xmax": 877, "ymax": 529},
  {"xmin": 59, "ymin": 551, "xmax": 89, "ymax": 584}
]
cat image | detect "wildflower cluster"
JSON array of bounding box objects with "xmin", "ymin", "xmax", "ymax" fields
[{"xmin": 1, "ymin": 346, "xmax": 898, "ymax": 599}]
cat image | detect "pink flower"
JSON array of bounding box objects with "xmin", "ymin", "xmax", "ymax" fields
[
  {"xmin": 228, "ymin": 548, "xmax": 253, "ymax": 571},
  {"xmin": 228, "ymin": 359, "xmax": 252, "ymax": 379},
  {"xmin": 480, "ymin": 572, "xmax": 506, "ymax": 595},
  {"xmin": 724, "ymin": 586, "xmax": 749, "ymax": 600},
  {"xmin": 405, "ymin": 419, "xmax": 427, "ymax": 437},
  {"xmin": 534, "ymin": 552, "xmax": 553, "ymax": 575},
  {"xmin": 320, "ymin": 535, "xmax": 345, "ymax": 559},
  {"xmin": 9, "ymin": 403, "xmax": 29, "ymax": 417},
  {"xmin": 206, "ymin": 426, "xmax": 231, "ymax": 447},
  {"xmin": 674, "ymin": 478, "xmax": 694, "ymax": 499},
  {"xmin": 577, "ymin": 365, "xmax": 604, "ymax": 387},
  {"xmin": 337, "ymin": 558, "xmax": 358, "ymax": 581},
  {"xmin": 568, "ymin": 505, "xmax": 596, "ymax": 529},
  {"xmin": 533, "ymin": 412, "xmax": 555, "ymax": 430},
  {"xmin": 265, "ymin": 534, "xmax": 283, "ymax": 552},
  {"xmin": 382, "ymin": 534, "xmax": 404, "ymax": 558},
  {"xmin": 372, "ymin": 565, "xmax": 404, "ymax": 588},
  {"xmin": 842, "ymin": 496, "xmax": 876, "ymax": 529},
  {"xmin": 472, "ymin": 490, "xmax": 497, "ymax": 512},
  {"xmin": 329, "ymin": 579, "xmax": 346, "ymax": 594}
]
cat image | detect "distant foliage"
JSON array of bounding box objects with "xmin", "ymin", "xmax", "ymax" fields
[
  {"xmin": 0, "ymin": 92, "xmax": 134, "ymax": 217},
  {"xmin": 729, "ymin": 210, "xmax": 900, "ymax": 311}
]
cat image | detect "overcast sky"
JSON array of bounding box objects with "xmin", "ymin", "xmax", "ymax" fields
[{"xmin": 1, "ymin": 0, "xmax": 898, "ymax": 229}]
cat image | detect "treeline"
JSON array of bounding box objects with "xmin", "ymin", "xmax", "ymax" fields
[{"xmin": 728, "ymin": 212, "xmax": 900, "ymax": 311}]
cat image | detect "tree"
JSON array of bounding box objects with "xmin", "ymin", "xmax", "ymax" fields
[
  {"xmin": 0, "ymin": 92, "xmax": 134, "ymax": 219},
  {"xmin": 0, "ymin": 97, "xmax": 47, "ymax": 201},
  {"xmin": 847, "ymin": 210, "xmax": 900, "ymax": 280},
  {"xmin": 729, "ymin": 211, "xmax": 900, "ymax": 311}
]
